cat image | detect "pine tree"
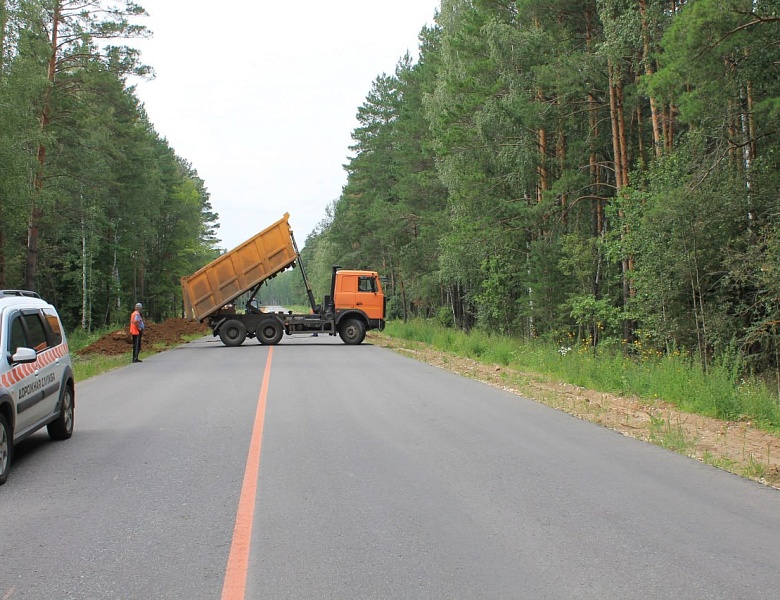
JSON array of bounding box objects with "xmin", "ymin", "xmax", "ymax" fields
[{"xmin": 23, "ymin": 0, "xmax": 150, "ymax": 290}]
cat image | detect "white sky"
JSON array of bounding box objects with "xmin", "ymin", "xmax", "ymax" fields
[{"xmin": 131, "ymin": 1, "xmax": 441, "ymax": 251}]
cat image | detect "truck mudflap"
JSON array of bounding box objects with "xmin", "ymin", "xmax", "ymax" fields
[{"xmin": 209, "ymin": 316, "xmax": 228, "ymax": 336}]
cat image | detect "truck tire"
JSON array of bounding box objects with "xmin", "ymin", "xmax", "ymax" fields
[
  {"xmin": 257, "ymin": 319, "xmax": 283, "ymax": 345},
  {"xmin": 219, "ymin": 319, "xmax": 247, "ymax": 346},
  {"xmin": 339, "ymin": 318, "xmax": 366, "ymax": 345},
  {"xmin": 0, "ymin": 413, "xmax": 11, "ymax": 486}
]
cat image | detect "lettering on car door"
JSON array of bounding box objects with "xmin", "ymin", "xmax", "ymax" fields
[{"xmin": 9, "ymin": 311, "xmax": 61, "ymax": 431}]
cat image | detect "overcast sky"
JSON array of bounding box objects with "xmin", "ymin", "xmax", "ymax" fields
[{"xmin": 131, "ymin": 1, "xmax": 441, "ymax": 251}]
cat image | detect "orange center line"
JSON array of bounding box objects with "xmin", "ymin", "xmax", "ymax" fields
[{"xmin": 221, "ymin": 346, "xmax": 274, "ymax": 600}]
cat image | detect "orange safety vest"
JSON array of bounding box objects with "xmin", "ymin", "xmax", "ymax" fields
[{"xmin": 130, "ymin": 310, "xmax": 142, "ymax": 335}]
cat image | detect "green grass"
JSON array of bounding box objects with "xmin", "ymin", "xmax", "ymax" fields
[
  {"xmin": 383, "ymin": 319, "xmax": 780, "ymax": 433},
  {"xmin": 649, "ymin": 414, "xmax": 697, "ymax": 454},
  {"xmin": 71, "ymin": 352, "xmax": 132, "ymax": 381}
]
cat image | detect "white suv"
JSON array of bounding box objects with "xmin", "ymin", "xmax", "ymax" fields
[{"xmin": 0, "ymin": 290, "xmax": 75, "ymax": 485}]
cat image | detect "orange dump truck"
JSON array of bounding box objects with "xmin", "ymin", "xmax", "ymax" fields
[{"xmin": 181, "ymin": 213, "xmax": 385, "ymax": 346}]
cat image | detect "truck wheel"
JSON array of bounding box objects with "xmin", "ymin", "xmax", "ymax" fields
[
  {"xmin": 219, "ymin": 319, "xmax": 247, "ymax": 346},
  {"xmin": 47, "ymin": 384, "xmax": 74, "ymax": 441},
  {"xmin": 257, "ymin": 319, "xmax": 283, "ymax": 345},
  {"xmin": 0, "ymin": 414, "xmax": 11, "ymax": 486},
  {"xmin": 339, "ymin": 318, "xmax": 366, "ymax": 345}
]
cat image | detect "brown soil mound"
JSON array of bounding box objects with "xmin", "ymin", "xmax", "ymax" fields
[{"xmin": 77, "ymin": 318, "xmax": 210, "ymax": 356}]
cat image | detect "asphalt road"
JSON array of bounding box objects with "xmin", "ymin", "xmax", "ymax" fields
[{"xmin": 2, "ymin": 334, "xmax": 780, "ymax": 599}]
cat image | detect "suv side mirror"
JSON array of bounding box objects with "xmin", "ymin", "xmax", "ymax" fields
[{"xmin": 11, "ymin": 347, "xmax": 37, "ymax": 364}]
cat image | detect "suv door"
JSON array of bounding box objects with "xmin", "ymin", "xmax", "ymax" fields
[{"xmin": 8, "ymin": 310, "xmax": 61, "ymax": 436}]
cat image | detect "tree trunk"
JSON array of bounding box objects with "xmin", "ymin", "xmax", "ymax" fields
[
  {"xmin": 608, "ymin": 59, "xmax": 635, "ymax": 341},
  {"xmin": 585, "ymin": 9, "xmax": 604, "ymax": 241},
  {"xmin": 81, "ymin": 217, "xmax": 89, "ymax": 330},
  {"xmin": 586, "ymin": 8, "xmax": 604, "ymax": 313},
  {"xmin": 742, "ymin": 79, "xmax": 756, "ymax": 226},
  {"xmin": 690, "ymin": 236, "xmax": 709, "ymax": 372},
  {"xmin": 639, "ymin": 0, "xmax": 663, "ymax": 157},
  {"xmin": 538, "ymin": 126, "xmax": 548, "ymax": 203},
  {"xmin": 399, "ymin": 272, "xmax": 408, "ymax": 321},
  {"xmin": 608, "ymin": 61, "xmax": 625, "ymax": 190},
  {"xmin": 134, "ymin": 251, "xmax": 145, "ymax": 305},
  {"xmin": 27, "ymin": 0, "xmax": 61, "ymax": 290},
  {"xmin": 556, "ymin": 110, "xmax": 567, "ymax": 227},
  {"xmin": 617, "ymin": 84, "xmax": 629, "ymax": 189},
  {"xmin": 746, "ymin": 78, "xmax": 756, "ymax": 161},
  {"xmin": 589, "ymin": 91, "xmax": 603, "ymax": 239},
  {"xmin": 636, "ymin": 105, "xmax": 645, "ymax": 163}
]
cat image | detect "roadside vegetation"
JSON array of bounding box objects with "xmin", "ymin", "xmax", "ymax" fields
[{"xmin": 382, "ymin": 320, "xmax": 780, "ymax": 434}]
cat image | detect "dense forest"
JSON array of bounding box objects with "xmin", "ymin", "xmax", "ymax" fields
[
  {"xmin": 3, "ymin": 1, "xmax": 780, "ymax": 377},
  {"xmin": 274, "ymin": 0, "xmax": 780, "ymax": 375},
  {"xmin": 0, "ymin": 1, "xmax": 219, "ymax": 330}
]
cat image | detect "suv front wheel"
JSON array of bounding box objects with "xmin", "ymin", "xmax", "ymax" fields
[
  {"xmin": 47, "ymin": 385, "xmax": 74, "ymax": 440},
  {"xmin": 0, "ymin": 414, "xmax": 11, "ymax": 485}
]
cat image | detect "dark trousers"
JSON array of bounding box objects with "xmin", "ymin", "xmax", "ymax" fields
[{"xmin": 132, "ymin": 332, "xmax": 142, "ymax": 361}]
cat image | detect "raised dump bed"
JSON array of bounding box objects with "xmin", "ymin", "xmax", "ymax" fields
[{"xmin": 181, "ymin": 213, "xmax": 297, "ymax": 322}]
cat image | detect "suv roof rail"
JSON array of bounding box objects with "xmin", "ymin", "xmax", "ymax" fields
[{"xmin": 0, "ymin": 290, "xmax": 41, "ymax": 299}]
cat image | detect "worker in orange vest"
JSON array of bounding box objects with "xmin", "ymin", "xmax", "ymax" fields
[{"xmin": 130, "ymin": 303, "xmax": 145, "ymax": 363}]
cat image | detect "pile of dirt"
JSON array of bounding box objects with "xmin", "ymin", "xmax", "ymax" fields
[{"xmin": 76, "ymin": 318, "xmax": 210, "ymax": 356}]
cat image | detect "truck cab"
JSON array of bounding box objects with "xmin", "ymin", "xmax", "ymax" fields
[
  {"xmin": 333, "ymin": 270, "xmax": 385, "ymax": 322},
  {"xmin": 326, "ymin": 270, "xmax": 385, "ymax": 345}
]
